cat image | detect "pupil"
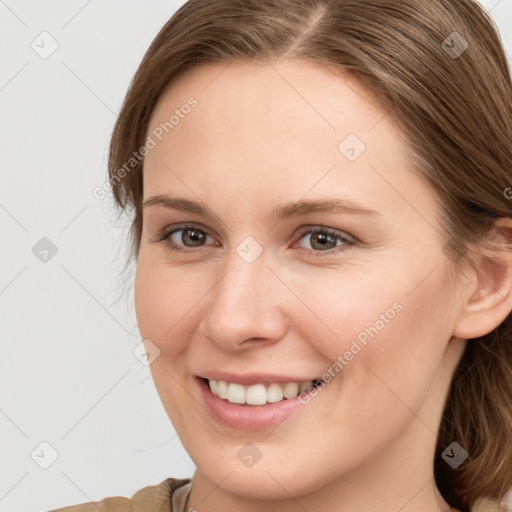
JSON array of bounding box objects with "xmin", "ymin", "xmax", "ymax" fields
[
  {"xmin": 312, "ymin": 232, "xmax": 335, "ymax": 250},
  {"xmin": 185, "ymin": 229, "xmax": 205, "ymax": 246}
]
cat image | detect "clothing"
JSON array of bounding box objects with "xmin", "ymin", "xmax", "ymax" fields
[
  {"xmin": 49, "ymin": 477, "xmax": 509, "ymax": 512},
  {"xmin": 49, "ymin": 478, "xmax": 192, "ymax": 512}
]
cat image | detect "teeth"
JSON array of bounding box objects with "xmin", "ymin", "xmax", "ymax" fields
[
  {"xmin": 207, "ymin": 379, "xmax": 317, "ymax": 405},
  {"xmin": 298, "ymin": 381, "xmax": 313, "ymax": 393},
  {"xmin": 209, "ymin": 379, "xmax": 219, "ymax": 395},
  {"xmin": 245, "ymin": 384, "xmax": 267, "ymax": 405},
  {"xmin": 267, "ymin": 383, "xmax": 284, "ymax": 403},
  {"xmin": 283, "ymin": 382, "xmax": 299, "ymax": 398},
  {"xmin": 217, "ymin": 380, "xmax": 228, "ymax": 399},
  {"xmin": 227, "ymin": 383, "xmax": 245, "ymax": 404}
]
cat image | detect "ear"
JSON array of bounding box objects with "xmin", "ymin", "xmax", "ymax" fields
[{"xmin": 453, "ymin": 218, "xmax": 512, "ymax": 340}]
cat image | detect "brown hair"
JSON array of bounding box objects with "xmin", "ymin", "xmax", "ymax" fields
[{"xmin": 108, "ymin": 1, "xmax": 512, "ymax": 509}]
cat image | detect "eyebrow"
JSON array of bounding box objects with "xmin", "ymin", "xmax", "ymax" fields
[{"xmin": 142, "ymin": 195, "xmax": 380, "ymax": 223}]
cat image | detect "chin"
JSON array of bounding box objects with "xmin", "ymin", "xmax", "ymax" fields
[
  {"xmin": 214, "ymin": 469, "xmax": 309, "ymax": 500},
  {"xmin": 194, "ymin": 452, "xmax": 331, "ymax": 501}
]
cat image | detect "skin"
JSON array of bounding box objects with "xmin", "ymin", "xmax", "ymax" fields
[{"xmin": 134, "ymin": 58, "xmax": 511, "ymax": 512}]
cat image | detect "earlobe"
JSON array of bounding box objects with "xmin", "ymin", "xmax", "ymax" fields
[{"xmin": 452, "ymin": 218, "xmax": 512, "ymax": 340}]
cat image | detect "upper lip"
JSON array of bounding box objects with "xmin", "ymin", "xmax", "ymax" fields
[{"xmin": 198, "ymin": 371, "xmax": 320, "ymax": 386}]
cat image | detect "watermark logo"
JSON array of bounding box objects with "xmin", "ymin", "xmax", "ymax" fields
[
  {"xmin": 31, "ymin": 441, "xmax": 59, "ymax": 469},
  {"xmin": 133, "ymin": 339, "xmax": 161, "ymax": 367},
  {"xmin": 31, "ymin": 31, "xmax": 59, "ymax": 59},
  {"xmin": 338, "ymin": 133, "xmax": 366, "ymax": 162},
  {"xmin": 442, "ymin": 32, "xmax": 468, "ymax": 59},
  {"xmin": 236, "ymin": 236, "xmax": 263, "ymax": 263},
  {"xmin": 32, "ymin": 237, "xmax": 58, "ymax": 263},
  {"xmin": 442, "ymin": 442, "xmax": 468, "ymax": 468},
  {"xmin": 237, "ymin": 442, "xmax": 263, "ymax": 468}
]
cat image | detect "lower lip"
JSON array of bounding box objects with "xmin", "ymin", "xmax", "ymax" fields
[{"xmin": 197, "ymin": 377, "xmax": 308, "ymax": 431}]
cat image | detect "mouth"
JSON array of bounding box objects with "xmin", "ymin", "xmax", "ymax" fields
[
  {"xmin": 201, "ymin": 377, "xmax": 324, "ymax": 406},
  {"xmin": 195, "ymin": 373, "xmax": 327, "ymax": 430}
]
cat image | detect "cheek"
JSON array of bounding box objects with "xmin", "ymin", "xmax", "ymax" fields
[
  {"xmin": 287, "ymin": 268, "xmax": 408, "ymax": 364},
  {"xmin": 134, "ymin": 259, "xmax": 198, "ymax": 430},
  {"xmin": 293, "ymin": 261, "xmax": 454, "ymax": 407},
  {"xmin": 134, "ymin": 257, "xmax": 194, "ymax": 351}
]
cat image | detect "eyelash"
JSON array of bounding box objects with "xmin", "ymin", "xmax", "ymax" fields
[{"xmin": 154, "ymin": 222, "xmax": 356, "ymax": 258}]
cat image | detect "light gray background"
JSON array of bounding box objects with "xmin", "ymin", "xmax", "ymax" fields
[{"xmin": 1, "ymin": 1, "xmax": 511, "ymax": 511}]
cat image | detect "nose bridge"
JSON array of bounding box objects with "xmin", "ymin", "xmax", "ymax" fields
[{"xmin": 200, "ymin": 243, "xmax": 287, "ymax": 349}]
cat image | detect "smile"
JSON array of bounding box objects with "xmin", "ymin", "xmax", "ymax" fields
[
  {"xmin": 197, "ymin": 376, "xmax": 324, "ymax": 430},
  {"xmin": 206, "ymin": 378, "xmax": 323, "ymax": 405}
]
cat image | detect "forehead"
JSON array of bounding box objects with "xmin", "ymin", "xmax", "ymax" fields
[
  {"xmin": 147, "ymin": 58, "xmax": 393, "ymax": 150},
  {"xmin": 142, "ymin": 58, "xmax": 431, "ymax": 225}
]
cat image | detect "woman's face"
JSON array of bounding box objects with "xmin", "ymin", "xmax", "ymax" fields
[{"xmin": 135, "ymin": 59, "xmax": 467, "ymax": 504}]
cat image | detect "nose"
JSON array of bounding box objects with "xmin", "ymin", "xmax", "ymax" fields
[{"xmin": 198, "ymin": 249, "xmax": 289, "ymax": 351}]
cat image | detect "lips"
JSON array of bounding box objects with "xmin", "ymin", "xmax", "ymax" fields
[{"xmin": 196, "ymin": 372, "xmax": 322, "ymax": 432}]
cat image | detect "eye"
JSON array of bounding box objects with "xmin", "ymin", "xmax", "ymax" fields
[
  {"xmin": 294, "ymin": 226, "xmax": 356, "ymax": 257},
  {"xmin": 156, "ymin": 223, "xmax": 216, "ymax": 253},
  {"xmin": 153, "ymin": 223, "xmax": 356, "ymax": 257}
]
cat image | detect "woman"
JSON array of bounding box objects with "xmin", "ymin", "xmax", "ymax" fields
[{"xmin": 52, "ymin": 0, "xmax": 512, "ymax": 511}]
